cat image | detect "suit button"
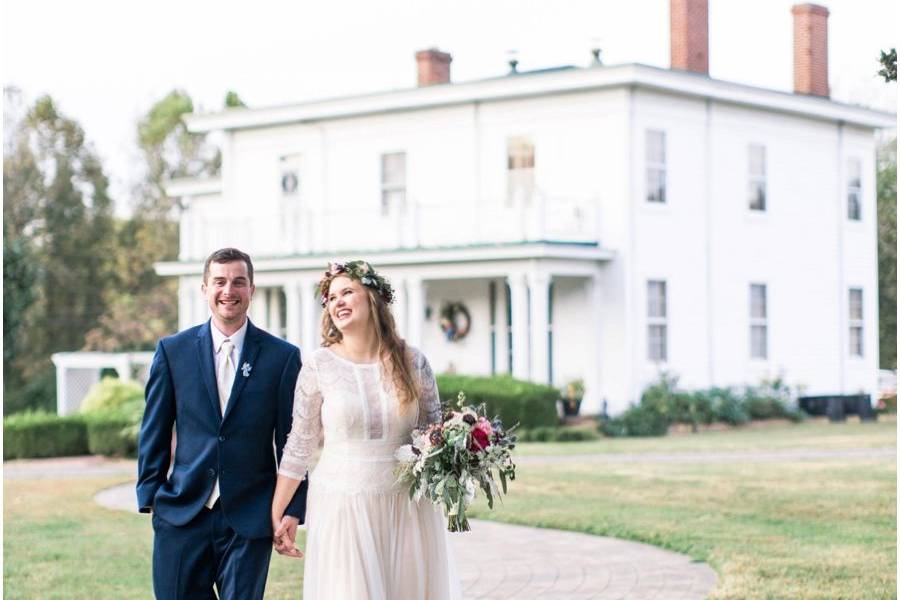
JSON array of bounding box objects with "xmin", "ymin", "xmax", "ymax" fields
[
  {"xmin": 207, "ymin": 468, "xmax": 216, "ymax": 477},
  {"xmin": 218, "ymin": 435, "xmax": 225, "ymax": 442}
]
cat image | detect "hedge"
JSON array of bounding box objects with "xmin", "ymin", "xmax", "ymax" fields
[
  {"xmin": 518, "ymin": 426, "xmax": 600, "ymax": 442},
  {"xmin": 435, "ymin": 374, "xmax": 559, "ymax": 429},
  {"xmin": 3, "ymin": 411, "xmax": 89, "ymax": 460}
]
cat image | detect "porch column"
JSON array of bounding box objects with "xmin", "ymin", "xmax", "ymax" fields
[
  {"xmin": 192, "ymin": 279, "xmax": 208, "ymax": 325},
  {"xmin": 508, "ymin": 273, "xmax": 529, "ymax": 380},
  {"xmin": 528, "ymin": 271, "xmax": 551, "ymax": 384},
  {"xmin": 407, "ymin": 277, "xmax": 425, "ymax": 349},
  {"xmin": 284, "ymin": 282, "xmax": 302, "ymax": 347},
  {"xmin": 301, "ymin": 278, "xmax": 319, "ymax": 353},
  {"xmin": 178, "ymin": 278, "xmax": 193, "ymax": 331},
  {"xmin": 268, "ymin": 287, "xmax": 283, "ymax": 338},
  {"xmin": 589, "ymin": 274, "xmax": 604, "ymax": 416},
  {"xmin": 392, "ymin": 278, "xmax": 408, "ymax": 338},
  {"xmin": 251, "ymin": 288, "xmax": 268, "ymax": 329}
]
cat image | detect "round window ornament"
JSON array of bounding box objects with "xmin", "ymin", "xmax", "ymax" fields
[{"xmin": 439, "ymin": 302, "xmax": 471, "ymax": 342}]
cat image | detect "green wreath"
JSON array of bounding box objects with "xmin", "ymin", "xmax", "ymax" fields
[{"xmin": 439, "ymin": 302, "xmax": 471, "ymax": 342}]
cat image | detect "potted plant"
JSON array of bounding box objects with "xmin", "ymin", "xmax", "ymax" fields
[{"xmin": 560, "ymin": 379, "xmax": 585, "ymax": 416}]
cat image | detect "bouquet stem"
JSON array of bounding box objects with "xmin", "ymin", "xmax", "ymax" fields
[{"xmin": 448, "ymin": 515, "xmax": 470, "ymax": 533}]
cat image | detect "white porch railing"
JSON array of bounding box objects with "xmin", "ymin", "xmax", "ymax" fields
[{"xmin": 180, "ymin": 195, "xmax": 600, "ymax": 260}]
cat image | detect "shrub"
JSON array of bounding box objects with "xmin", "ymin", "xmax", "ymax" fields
[
  {"xmin": 85, "ymin": 413, "xmax": 138, "ymax": 457},
  {"xmin": 552, "ymin": 427, "xmax": 600, "ymax": 442},
  {"xmin": 707, "ymin": 387, "xmax": 749, "ymax": 426},
  {"xmin": 518, "ymin": 426, "xmax": 600, "ymax": 442},
  {"xmin": 3, "ymin": 411, "xmax": 89, "ymax": 459},
  {"xmin": 602, "ymin": 403, "xmax": 670, "ymax": 437},
  {"xmin": 436, "ymin": 374, "xmax": 558, "ymax": 429},
  {"xmin": 80, "ymin": 377, "xmax": 144, "ymax": 414},
  {"xmin": 877, "ymin": 394, "xmax": 897, "ymax": 414}
]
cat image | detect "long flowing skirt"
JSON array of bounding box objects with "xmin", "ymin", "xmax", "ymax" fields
[{"xmin": 302, "ymin": 443, "xmax": 461, "ymax": 600}]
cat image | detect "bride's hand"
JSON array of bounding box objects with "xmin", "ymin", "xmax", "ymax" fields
[{"xmin": 273, "ymin": 515, "xmax": 303, "ymax": 558}]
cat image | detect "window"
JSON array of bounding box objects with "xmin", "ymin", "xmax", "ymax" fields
[
  {"xmin": 646, "ymin": 130, "xmax": 666, "ymax": 203},
  {"xmin": 849, "ymin": 288, "xmax": 863, "ymax": 357},
  {"xmin": 748, "ymin": 144, "xmax": 766, "ymax": 211},
  {"xmin": 279, "ymin": 154, "xmax": 302, "ymax": 196},
  {"xmin": 749, "ymin": 283, "xmax": 768, "ymax": 359},
  {"xmin": 380, "ymin": 152, "xmax": 406, "ymax": 216},
  {"xmin": 507, "ymin": 137, "xmax": 534, "ymax": 205},
  {"xmin": 647, "ymin": 280, "xmax": 667, "ymax": 362},
  {"xmin": 847, "ymin": 158, "xmax": 862, "ymax": 221}
]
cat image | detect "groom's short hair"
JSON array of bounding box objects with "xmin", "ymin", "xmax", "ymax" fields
[{"xmin": 203, "ymin": 248, "xmax": 254, "ymax": 284}]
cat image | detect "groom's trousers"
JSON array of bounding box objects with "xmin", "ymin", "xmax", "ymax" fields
[{"xmin": 152, "ymin": 502, "xmax": 272, "ymax": 600}]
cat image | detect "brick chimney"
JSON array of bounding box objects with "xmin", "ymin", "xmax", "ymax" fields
[
  {"xmin": 670, "ymin": 0, "xmax": 709, "ymax": 74},
  {"xmin": 792, "ymin": 4, "xmax": 830, "ymax": 97},
  {"xmin": 415, "ymin": 48, "xmax": 452, "ymax": 86}
]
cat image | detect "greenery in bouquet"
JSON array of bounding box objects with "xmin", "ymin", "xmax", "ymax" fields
[{"xmin": 395, "ymin": 392, "xmax": 517, "ymax": 532}]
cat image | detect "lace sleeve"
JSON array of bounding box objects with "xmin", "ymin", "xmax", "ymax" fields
[
  {"xmin": 415, "ymin": 350, "xmax": 442, "ymax": 429},
  {"xmin": 278, "ymin": 358, "xmax": 323, "ymax": 480}
]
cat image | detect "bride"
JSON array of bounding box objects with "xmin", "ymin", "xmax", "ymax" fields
[{"xmin": 271, "ymin": 261, "xmax": 461, "ymax": 599}]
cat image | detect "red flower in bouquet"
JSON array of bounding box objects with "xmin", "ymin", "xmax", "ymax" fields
[{"xmin": 470, "ymin": 427, "xmax": 490, "ymax": 451}]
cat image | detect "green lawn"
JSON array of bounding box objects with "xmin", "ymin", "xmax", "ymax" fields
[
  {"xmin": 517, "ymin": 417, "xmax": 897, "ymax": 456},
  {"xmin": 4, "ymin": 419, "xmax": 896, "ymax": 599}
]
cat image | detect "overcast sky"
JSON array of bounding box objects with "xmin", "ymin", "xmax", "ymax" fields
[{"xmin": 3, "ymin": 0, "xmax": 897, "ymax": 212}]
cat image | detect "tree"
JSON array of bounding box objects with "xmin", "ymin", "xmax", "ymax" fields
[
  {"xmin": 879, "ymin": 48, "xmax": 897, "ymax": 82},
  {"xmin": 877, "ymin": 137, "xmax": 897, "ymax": 369},
  {"xmin": 3, "ymin": 92, "xmax": 116, "ymax": 412},
  {"xmin": 84, "ymin": 89, "xmax": 235, "ymax": 351},
  {"xmin": 224, "ymin": 90, "xmax": 247, "ymax": 108}
]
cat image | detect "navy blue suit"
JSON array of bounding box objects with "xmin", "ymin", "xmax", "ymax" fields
[{"xmin": 137, "ymin": 319, "xmax": 307, "ymax": 599}]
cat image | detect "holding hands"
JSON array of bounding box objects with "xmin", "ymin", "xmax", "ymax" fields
[{"xmin": 272, "ymin": 513, "xmax": 303, "ymax": 558}]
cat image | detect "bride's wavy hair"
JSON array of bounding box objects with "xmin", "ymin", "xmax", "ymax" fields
[{"xmin": 319, "ymin": 266, "xmax": 419, "ymax": 409}]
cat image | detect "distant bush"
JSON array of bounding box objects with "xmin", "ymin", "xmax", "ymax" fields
[
  {"xmin": 85, "ymin": 413, "xmax": 138, "ymax": 457},
  {"xmin": 602, "ymin": 403, "xmax": 671, "ymax": 437},
  {"xmin": 518, "ymin": 426, "xmax": 599, "ymax": 442},
  {"xmin": 3, "ymin": 411, "xmax": 89, "ymax": 459},
  {"xmin": 436, "ymin": 374, "xmax": 558, "ymax": 429},
  {"xmin": 602, "ymin": 374, "xmax": 804, "ymax": 437},
  {"xmin": 80, "ymin": 377, "xmax": 144, "ymax": 414}
]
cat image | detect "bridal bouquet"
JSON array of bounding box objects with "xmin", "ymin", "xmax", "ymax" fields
[{"xmin": 395, "ymin": 392, "xmax": 517, "ymax": 532}]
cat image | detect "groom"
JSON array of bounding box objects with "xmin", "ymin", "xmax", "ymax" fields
[{"xmin": 137, "ymin": 247, "xmax": 308, "ymax": 599}]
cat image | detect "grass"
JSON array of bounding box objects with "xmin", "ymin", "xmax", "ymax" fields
[
  {"xmin": 3, "ymin": 419, "xmax": 896, "ymax": 599},
  {"xmin": 3, "ymin": 476, "xmax": 306, "ymax": 599},
  {"xmin": 516, "ymin": 417, "xmax": 897, "ymax": 456}
]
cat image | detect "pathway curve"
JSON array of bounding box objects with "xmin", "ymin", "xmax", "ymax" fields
[{"xmin": 8, "ymin": 456, "xmax": 724, "ymax": 598}]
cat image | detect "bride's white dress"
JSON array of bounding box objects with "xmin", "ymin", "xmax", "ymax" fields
[{"xmin": 279, "ymin": 346, "xmax": 461, "ymax": 600}]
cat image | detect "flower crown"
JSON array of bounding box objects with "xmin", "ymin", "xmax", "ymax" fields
[{"xmin": 319, "ymin": 260, "xmax": 395, "ymax": 307}]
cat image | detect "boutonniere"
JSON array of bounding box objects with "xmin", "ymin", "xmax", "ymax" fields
[{"xmin": 241, "ymin": 362, "xmax": 252, "ymax": 377}]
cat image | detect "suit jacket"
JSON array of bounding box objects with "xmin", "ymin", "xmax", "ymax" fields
[{"xmin": 136, "ymin": 319, "xmax": 308, "ymax": 539}]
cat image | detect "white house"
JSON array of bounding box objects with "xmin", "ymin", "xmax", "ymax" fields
[{"xmin": 157, "ymin": 1, "xmax": 894, "ymax": 415}]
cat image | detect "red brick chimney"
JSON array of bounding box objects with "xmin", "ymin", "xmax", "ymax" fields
[
  {"xmin": 415, "ymin": 48, "xmax": 452, "ymax": 86},
  {"xmin": 670, "ymin": 0, "xmax": 709, "ymax": 74},
  {"xmin": 792, "ymin": 4, "xmax": 830, "ymax": 97}
]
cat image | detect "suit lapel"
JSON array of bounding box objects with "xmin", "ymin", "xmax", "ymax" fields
[
  {"xmin": 223, "ymin": 320, "xmax": 262, "ymax": 423},
  {"xmin": 197, "ymin": 320, "xmax": 223, "ymax": 421}
]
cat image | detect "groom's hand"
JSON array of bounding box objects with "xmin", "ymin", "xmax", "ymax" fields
[{"xmin": 273, "ymin": 515, "xmax": 303, "ymax": 558}]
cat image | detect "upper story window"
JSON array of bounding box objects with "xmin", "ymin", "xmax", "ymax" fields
[
  {"xmin": 847, "ymin": 158, "xmax": 862, "ymax": 221},
  {"xmin": 279, "ymin": 154, "xmax": 301, "ymax": 196},
  {"xmin": 748, "ymin": 144, "xmax": 766, "ymax": 212},
  {"xmin": 849, "ymin": 288, "xmax": 864, "ymax": 357},
  {"xmin": 647, "ymin": 279, "xmax": 668, "ymax": 362},
  {"xmin": 749, "ymin": 283, "xmax": 768, "ymax": 360},
  {"xmin": 645, "ymin": 130, "xmax": 666, "ymax": 204},
  {"xmin": 380, "ymin": 152, "xmax": 406, "ymax": 216},
  {"xmin": 507, "ymin": 137, "xmax": 535, "ymax": 205}
]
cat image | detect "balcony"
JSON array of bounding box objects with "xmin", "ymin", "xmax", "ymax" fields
[{"xmin": 178, "ymin": 194, "xmax": 600, "ymax": 261}]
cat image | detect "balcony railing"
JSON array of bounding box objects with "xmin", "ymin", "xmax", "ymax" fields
[{"xmin": 179, "ymin": 194, "xmax": 600, "ymax": 260}]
